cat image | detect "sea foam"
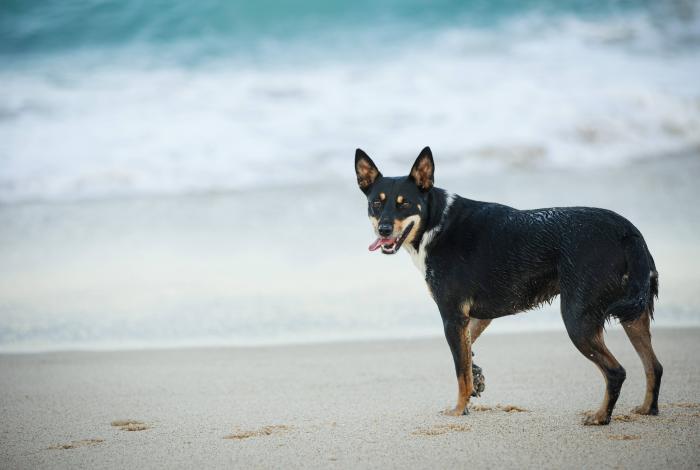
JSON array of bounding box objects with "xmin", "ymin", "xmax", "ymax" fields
[{"xmin": 0, "ymin": 7, "xmax": 699, "ymax": 203}]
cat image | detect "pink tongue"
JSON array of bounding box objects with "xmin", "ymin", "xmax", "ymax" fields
[{"xmin": 369, "ymin": 238, "xmax": 394, "ymax": 251}]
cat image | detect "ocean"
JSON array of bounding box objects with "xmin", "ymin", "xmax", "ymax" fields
[
  {"xmin": 2, "ymin": 0, "xmax": 699, "ymax": 203},
  {"xmin": 1, "ymin": 1, "xmax": 699, "ymax": 351}
]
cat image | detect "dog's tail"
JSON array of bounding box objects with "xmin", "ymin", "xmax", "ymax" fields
[{"xmin": 606, "ymin": 233, "xmax": 658, "ymax": 323}]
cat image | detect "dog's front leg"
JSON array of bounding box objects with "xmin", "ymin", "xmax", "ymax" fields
[{"xmin": 442, "ymin": 316, "xmax": 473, "ymax": 416}]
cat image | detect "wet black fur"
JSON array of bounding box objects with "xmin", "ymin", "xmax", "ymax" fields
[
  {"xmin": 419, "ymin": 191, "xmax": 658, "ymax": 326},
  {"xmin": 355, "ymin": 147, "xmax": 659, "ymax": 420}
]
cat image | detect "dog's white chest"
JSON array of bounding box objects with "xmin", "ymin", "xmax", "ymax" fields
[
  {"xmin": 404, "ymin": 193, "xmax": 454, "ymax": 280},
  {"xmin": 404, "ymin": 230, "xmax": 434, "ymax": 279}
]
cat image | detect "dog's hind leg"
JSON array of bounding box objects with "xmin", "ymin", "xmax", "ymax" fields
[
  {"xmin": 562, "ymin": 306, "xmax": 625, "ymax": 425},
  {"xmin": 622, "ymin": 310, "xmax": 663, "ymax": 415},
  {"xmin": 573, "ymin": 327, "xmax": 625, "ymax": 425}
]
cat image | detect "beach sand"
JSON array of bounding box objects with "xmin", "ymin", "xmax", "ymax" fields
[{"xmin": 1, "ymin": 327, "xmax": 699, "ymax": 469}]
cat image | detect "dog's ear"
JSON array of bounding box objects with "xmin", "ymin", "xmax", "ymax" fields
[
  {"xmin": 409, "ymin": 146, "xmax": 434, "ymax": 191},
  {"xmin": 355, "ymin": 149, "xmax": 382, "ymax": 194}
]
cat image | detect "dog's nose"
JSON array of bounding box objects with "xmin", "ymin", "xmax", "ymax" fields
[{"xmin": 378, "ymin": 223, "xmax": 393, "ymax": 237}]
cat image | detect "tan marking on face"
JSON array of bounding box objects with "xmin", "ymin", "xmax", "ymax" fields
[
  {"xmin": 379, "ymin": 192, "xmax": 386, "ymax": 201},
  {"xmin": 369, "ymin": 216, "xmax": 379, "ymax": 233},
  {"xmin": 394, "ymin": 214, "xmax": 421, "ymax": 243},
  {"xmin": 394, "ymin": 215, "xmax": 420, "ymax": 243},
  {"xmin": 417, "ymin": 204, "xmax": 421, "ymax": 211},
  {"xmin": 397, "ymin": 195, "xmax": 404, "ymax": 204}
]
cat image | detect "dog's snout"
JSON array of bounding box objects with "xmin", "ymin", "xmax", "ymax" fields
[{"xmin": 378, "ymin": 223, "xmax": 393, "ymax": 237}]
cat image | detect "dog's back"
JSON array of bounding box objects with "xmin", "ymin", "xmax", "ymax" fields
[{"xmin": 427, "ymin": 196, "xmax": 658, "ymax": 325}]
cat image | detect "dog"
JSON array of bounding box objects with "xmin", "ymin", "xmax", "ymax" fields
[{"xmin": 354, "ymin": 146, "xmax": 662, "ymax": 425}]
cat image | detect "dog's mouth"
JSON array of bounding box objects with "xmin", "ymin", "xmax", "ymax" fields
[{"xmin": 368, "ymin": 221, "xmax": 415, "ymax": 255}]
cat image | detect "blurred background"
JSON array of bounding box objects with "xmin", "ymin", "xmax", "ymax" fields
[{"xmin": 0, "ymin": 0, "xmax": 699, "ymax": 352}]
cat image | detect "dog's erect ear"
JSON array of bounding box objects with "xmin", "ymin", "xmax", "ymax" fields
[
  {"xmin": 409, "ymin": 146, "xmax": 434, "ymax": 191},
  {"xmin": 355, "ymin": 149, "xmax": 382, "ymax": 194}
]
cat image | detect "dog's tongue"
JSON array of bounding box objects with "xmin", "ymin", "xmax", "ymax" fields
[{"xmin": 369, "ymin": 237, "xmax": 395, "ymax": 251}]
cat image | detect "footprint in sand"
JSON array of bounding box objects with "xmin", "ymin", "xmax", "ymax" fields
[
  {"xmin": 608, "ymin": 434, "xmax": 641, "ymax": 441},
  {"xmin": 48, "ymin": 438, "xmax": 105, "ymax": 450},
  {"xmin": 111, "ymin": 419, "xmax": 150, "ymax": 431},
  {"xmin": 612, "ymin": 405, "xmax": 700, "ymax": 423},
  {"xmin": 470, "ymin": 404, "xmax": 529, "ymax": 413},
  {"xmin": 612, "ymin": 414, "xmax": 641, "ymax": 422},
  {"xmin": 223, "ymin": 424, "xmax": 290, "ymax": 440},
  {"xmin": 412, "ymin": 423, "xmax": 471, "ymax": 437},
  {"xmin": 662, "ymin": 402, "xmax": 700, "ymax": 409}
]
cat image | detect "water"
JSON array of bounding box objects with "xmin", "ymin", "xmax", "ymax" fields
[
  {"xmin": 1, "ymin": 1, "xmax": 699, "ymax": 351},
  {"xmin": 1, "ymin": 1, "xmax": 699, "ymax": 203}
]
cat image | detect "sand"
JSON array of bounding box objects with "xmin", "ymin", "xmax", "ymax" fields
[{"xmin": 1, "ymin": 327, "xmax": 699, "ymax": 469}]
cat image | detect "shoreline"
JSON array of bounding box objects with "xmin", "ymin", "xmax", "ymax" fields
[
  {"xmin": 2, "ymin": 149, "xmax": 699, "ymax": 354},
  {"xmin": 1, "ymin": 322, "xmax": 699, "ymax": 355}
]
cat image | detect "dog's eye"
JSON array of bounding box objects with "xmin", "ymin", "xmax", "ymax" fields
[
  {"xmin": 371, "ymin": 200, "xmax": 381, "ymax": 209},
  {"xmin": 399, "ymin": 202, "xmax": 410, "ymax": 209}
]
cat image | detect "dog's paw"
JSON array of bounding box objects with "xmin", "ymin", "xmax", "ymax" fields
[
  {"xmin": 471, "ymin": 362, "xmax": 485, "ymax": 397},
  {"xmin": 582, "ymin": 411, "xmax": 611, "ymax": 426},
  {"xmin": 632, "ymin": 405, "xmax": 659, "ymax": 416},
  {"xmin": 442, "ymin": 406, "xmax": 469, "ymax": 417}
]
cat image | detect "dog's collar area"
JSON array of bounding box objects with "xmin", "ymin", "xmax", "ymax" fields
[{"xmin": 368, "ymin": 221, "xmax": 415, "ymax": 255}]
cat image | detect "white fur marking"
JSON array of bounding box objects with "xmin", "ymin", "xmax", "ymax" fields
[{"xmin": 404, "ymin": 193, "xmax": 454, "ymax": 279}]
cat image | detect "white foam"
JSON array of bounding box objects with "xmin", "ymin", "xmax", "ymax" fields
[{"xmin": 0, "ymin": 12, "xmax": 698, "ymax": 203}]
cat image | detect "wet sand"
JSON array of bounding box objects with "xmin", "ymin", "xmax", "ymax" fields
[{"xmin": 1, "ymin": 327, "xmax": 699, "ymax": 469}]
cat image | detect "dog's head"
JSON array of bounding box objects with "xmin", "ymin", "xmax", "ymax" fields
[{"xmin": 355, "ymin": 146, "xmax": 434, "ymax": 255}]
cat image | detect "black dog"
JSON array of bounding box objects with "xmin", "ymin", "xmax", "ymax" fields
[{"xmin": 355, "ymin": 147, "xmax": 662, "ymax": 425}]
